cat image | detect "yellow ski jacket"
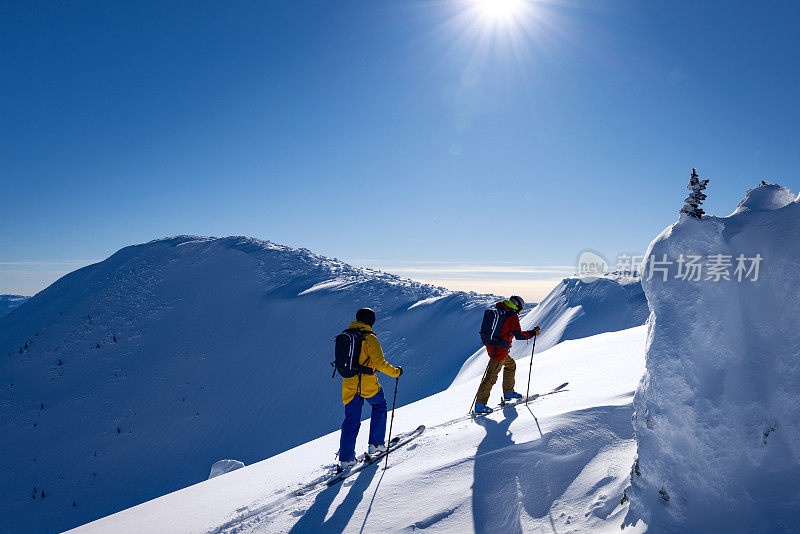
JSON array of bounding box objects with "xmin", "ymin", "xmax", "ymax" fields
[{"xmin": 341, "ymin": 321, "xmax": 401, "ymax": 405}]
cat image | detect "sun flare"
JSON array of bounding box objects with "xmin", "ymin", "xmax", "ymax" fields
[
  {"xmin": 472, "ymin": 0, "xmax": 526, "ymax": 23},
  {"xmin": 436, "ymin": 0, "xmax": 555, "ymax": 76}
]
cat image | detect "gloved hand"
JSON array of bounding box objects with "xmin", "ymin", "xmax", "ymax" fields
[
  {"xmin": 530, "ymin": 326, "xmax": 541, "ymax": 336},
  {"xmin": 396, "ymin": 366, "xmax": 403, "ymax": 377}
]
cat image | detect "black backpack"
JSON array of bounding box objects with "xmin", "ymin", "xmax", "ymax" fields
[
  {"xmin": 331, "ymin": 328, "xmax": 376, "ymax": 378},
  {"xmin": 479, "ymin": 308, "xmax": 513, "ymax": 349}
]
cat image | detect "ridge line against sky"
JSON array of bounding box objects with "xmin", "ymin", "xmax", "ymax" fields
[{"xmin": 0, "ymin": 254, "xmax": 572, "ymax": 301}]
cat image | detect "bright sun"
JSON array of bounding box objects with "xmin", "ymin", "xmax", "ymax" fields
[
  {"xmin": 472, "ymin": 0, "xmax": 525, "ymax": 23},
  {"xmin": 447, "ymin": 0, "xmax": 547, "ymax": 66}
]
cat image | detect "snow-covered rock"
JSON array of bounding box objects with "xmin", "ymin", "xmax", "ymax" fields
[
  {"xmin": 208, "ymin": 460, "xmax": 245, "ymax": 480},
  {"xmin": 0, "ymin": 236, "xmax": 496, "ymax": 534},
  {"xmin": 0, "ymin": 294, "xmax": 29, "ymax": 318},
  {"xmin": 624, "ymin": 184, "xmax": 800, "ymax": 531},
  {"xmin": 732, "ymin": 182, "xmax": 797, "ymax": 215},
  {"xmin": 451, "ymin": 272, "xmax": 647, "ymax": 385}
]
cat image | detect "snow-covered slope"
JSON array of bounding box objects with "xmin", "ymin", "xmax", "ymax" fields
[
  {"xmin": 0, "ymin": 295, "xmax": 29, "ymax": 318},
  {"xmin": 624, "ymin": 184, "xmax": 800, "ymax": 531},
  {"xmin": 452, "ymin": 273, "xmax": 647, "ymax": 385},
  {"xmin": 70, "ymin": 325, "xmax": 647, "ymax": 534},
  {"xmin": 0, "ymin": 236, "xmax": 497, "ymax": 534}
]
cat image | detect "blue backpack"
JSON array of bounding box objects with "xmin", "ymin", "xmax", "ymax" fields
[
  {"xmin": 331, "ymin": 329, "xmax": 376, "ymax": 378},
  {"xmin": 479, "ymin": 308, "xmax": 513, "ymax": 349}
]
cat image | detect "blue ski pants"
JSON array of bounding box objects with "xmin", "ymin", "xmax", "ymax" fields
[{"xmin": 339, "ymin": 388, "xmax": 387, "ymax": 462}]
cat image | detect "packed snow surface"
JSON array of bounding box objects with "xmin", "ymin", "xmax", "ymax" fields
[
  {"xmin": 624, "ymin": 184, "xmax": 800, "ymax": 531},
  {"xmin": 452, "ymin": 273, "xmax": 646, "ymax": 385},
  {"xmin": 70, "ymin": 325, "xmax": 647, "ymax": 534},
  {"xmin": 0, "ymin": 236, "xmax": 497, "ymax": 533}
]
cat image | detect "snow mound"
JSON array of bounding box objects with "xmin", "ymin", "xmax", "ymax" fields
[
  {"xmin": 451, "ymin": 272, "xmax": 647, "ymax": 385},
  {"xmin": 0, "ymin": 236, "xmax": 496, "ymax": 533},
  {"xmin": 208, "ymin": 460, "xmax": 245, "ymax": 479},
  {"xmin": 732, "ymin": 183, "xmax": 796, "ymax": 214},
  {"xmin": 528, "ymin": 272, "xmax": 647, "ymax": 352},
  {"xmin": 624, "ymin": 184, "xmax": 800, "ymax": 531}
]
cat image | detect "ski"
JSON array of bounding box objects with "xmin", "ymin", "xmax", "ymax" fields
[
  {"xmin": 499, "ymin": 381, "xmax": 569, "ymax": 408},
  {"xmin": 325, "ymin": 425, "xmax": 425, "ymax": 487},
  {"xmin": 470, "ymin": 382, "xmax": 569, "ymax": 417}
]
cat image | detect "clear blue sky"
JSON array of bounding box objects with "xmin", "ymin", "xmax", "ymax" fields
[{"xmin": 2, "ymin": 1, "xmax": 799, "ymax": 299}]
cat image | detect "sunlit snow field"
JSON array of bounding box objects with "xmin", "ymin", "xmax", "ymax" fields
[{"xmin": 72, "ymin": 325, "xmax": 647, "ymax": 534}]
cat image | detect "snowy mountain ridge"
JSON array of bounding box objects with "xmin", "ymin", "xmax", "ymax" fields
[
  {"xmin": 0, "ymin": 235, "xmax": 503, "ymax": 534},
  {"xmin": 452, "ymin": 271, "xmax": 646, "ymax": 386},
  {"xmin": 155, "ymin": 235, "xmax": 468, "ymax": 296}
]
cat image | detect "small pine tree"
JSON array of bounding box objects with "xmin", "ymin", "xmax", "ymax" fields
[{"xmin": 679, "ymin": 168, "xmax": 709, "ymax": 219}]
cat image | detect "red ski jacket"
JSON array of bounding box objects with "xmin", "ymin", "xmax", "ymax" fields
[{"xmin": 485, "ymin": 301, "xmax": 535, "ymax": 361}]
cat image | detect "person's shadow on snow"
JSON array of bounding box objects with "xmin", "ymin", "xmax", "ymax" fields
[
  {"xmin": 471, "ymin": 403, "xmax": 635, "ymax": 534},
  {"xmin": 472, "ymin": 405, "xmax": 525, "ymax": 534},
  {"xmin": 288, "ymin": 461, "xmax": 379, "ymax": 534}
]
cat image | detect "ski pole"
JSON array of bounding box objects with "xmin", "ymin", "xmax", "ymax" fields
[
  {"xmin": 384, "ymin": 376, "xmax": 399, "ymax": 470},
  {"xmin": 525, "ymin": 334, "xmax": 537, "ymax": 405},
  {"xmin": 469, "ymin": 360, "xmax": 491, "ymax": 414}
]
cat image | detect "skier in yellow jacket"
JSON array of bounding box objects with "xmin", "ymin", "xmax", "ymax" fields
[{"xmin": 338, "ymin": 308, "xmax": 402, "ymax": 471}]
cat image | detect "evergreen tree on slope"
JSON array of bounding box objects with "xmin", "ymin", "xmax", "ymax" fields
[{"xmin": 679, "ymin": 168, "xmax": 709, "ymax": 219}]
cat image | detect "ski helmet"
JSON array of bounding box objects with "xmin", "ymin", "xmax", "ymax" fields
[
  {"xmin": 509, "ymin": 296, "xmax": 525, "ymax": 313},
  {"xmin": 356, "ymin": 308, "xmax": 376, "ymax": 326}
]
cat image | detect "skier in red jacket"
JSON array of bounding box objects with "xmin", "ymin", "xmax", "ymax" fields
[{"xmin": 474, "ymin": 296, "xmax": 540, "ymax": 414}]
